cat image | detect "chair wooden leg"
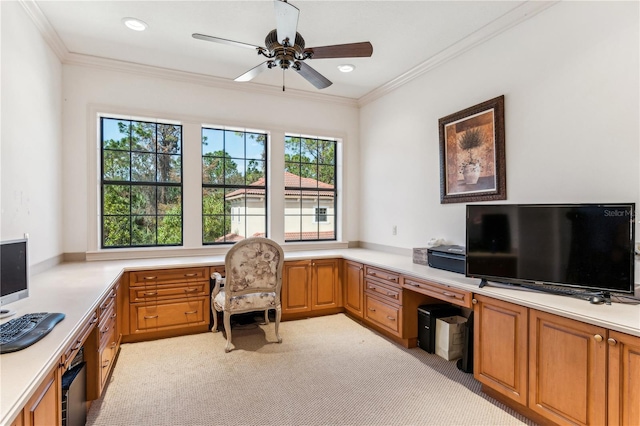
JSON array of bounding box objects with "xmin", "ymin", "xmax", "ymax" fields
[
  {"xmin": 275, "ymin": 305, "xmax": 282, "ymax": 343},
  {"xmin": 264, "ymin": 309, "xmax": 270, "ymax": 325},
  {"xmin": 212, "ymin": 304, "xmax": 219, "ymax": 333},
  {"xmin": 223, "ymin": 311, "xmax": 233, "ymax": 352}
]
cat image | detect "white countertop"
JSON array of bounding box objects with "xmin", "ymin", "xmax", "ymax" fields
[{"xmin": 1, "ymin": 248, "xmax": 639, "ymax": 425}]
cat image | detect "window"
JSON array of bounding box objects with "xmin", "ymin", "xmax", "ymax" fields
[
  {"xmin": 284, "ymin": 135, "xmax": 337, "ymax": 241},
  {"xmin": 101, "ymin": 117, "xmax": 182, "ymax": 248},
  {"xmin": 202, "ymin": 127, "xmax": 267, "ymax": 244},
  {"xmin": 314, "ymin": 207, "xmax": 328, "ymax": 223}
]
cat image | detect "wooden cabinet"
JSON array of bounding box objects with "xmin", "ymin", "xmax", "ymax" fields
[
  {"xmin": 403, "ymin": 276, "xmax": 472, "ymax": 308},
  {"xmin": 529, "ymin": 309, "xmax": 607, "ymax": 426},
  {"xmin": 86, "ymin": 280, "xmax": 122, "ymax": 400},
  {"xmin": 343, "ymin": 260, "xmax": 364, "ymax": 318},
  {"xmin": 282, "ymin": 259, "xmax": 341, "ymax": 317},
  {"xmin": 10, "ymin": 366, "xmax": 60, "ymax": 426},
  {"xmin": 473, "ymin": 295, "xmax": 528, "ymax": 406},
  {"xmin": 607, "ymin": 330, "xmax": 640, "ymax": 425},
  {"xmin": 124, "ymin": 267, "xmax": 210, "ymax": 340},
  {"xmin": 363, "ymin": 266, "xmax": 402, "ymax": 337}
]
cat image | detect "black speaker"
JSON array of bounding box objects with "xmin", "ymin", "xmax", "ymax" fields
[{"xmin": 456, "ymin": 311, "xmax": 474, "ymax": 373}]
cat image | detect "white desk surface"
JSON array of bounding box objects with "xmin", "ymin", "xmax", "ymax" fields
[{"xmin": 1, "ymin": 248, "xmax": 639, "ymax": 425}]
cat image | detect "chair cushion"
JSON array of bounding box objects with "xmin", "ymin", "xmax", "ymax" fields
[{"xmin": 214, "ymin": 290, "xmax": 276, "ymax": 312}]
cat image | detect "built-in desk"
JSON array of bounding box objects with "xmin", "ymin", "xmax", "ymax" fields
[{"xmin": 1, "ymin": 248, "xmax": 639, "ymax": 425}]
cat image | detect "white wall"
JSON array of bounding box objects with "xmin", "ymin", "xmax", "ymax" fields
[
  {"xmin": 1, "ymin": 2, "xmax": 63, "ymax": 266},
  {"xmin": 359, "ymin": 1, "xmax": 639, "ymax": 250},
  {"xmin": 61, "ymin": 65, "xmax": 359, "ymax": 254}
]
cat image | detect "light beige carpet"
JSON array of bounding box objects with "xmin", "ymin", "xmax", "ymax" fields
[{"xmin": 86, "ymin": 314, "xmax": 535, "ymax": 426}]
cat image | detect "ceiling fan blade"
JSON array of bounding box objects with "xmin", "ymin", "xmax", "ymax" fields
[
  {"xmin": 274, "ymin": 0, "xmax": 299, "ymax": 46},
  {"xmin": 192, "ymin": 33, "xmax": 262, "ymax": 50},
  {"xmin": 235, "ymin": 61, "xmax": 271, "ymax": 82},
  {"xmin": 295, "ymin": 61, "xmax": 332, "ymax": 89},
  {"xmin": 305, "ymin": 42, "xmax": 373, "ymax": 59}
]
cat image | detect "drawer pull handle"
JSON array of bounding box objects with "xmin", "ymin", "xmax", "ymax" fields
[
  {"xmin": 607, "ymin": 338, "xmax": 617, "ymax": 346},
  {"xmin": 387, "ymin": 276, "xmax": 396, "ymax": 281},
  {"xmin": 143, "ymin": 276, "xmax": 157, "ymax": 280},
  {"xmin": 386, "ymin": 292, "xmax": 396, "ymax": 297},
  {"xmin": 184, "ymin": 273, "xmax": 198, "ymax": 277},
  {"xmin": 184, "ymin": 288, "xmax": 198, "ymax": 293},
  {"xmin": 110, "ymin": 342, "xmax": 117, "ymax": 349},
  {"xmin": 442, "ymin": 292, "xmax": 455, "ymax": 298},
  {"xmin": 110, "ymin": 293, "xmax": 116, "ymax": 299},
  {"xmin": 407, "ymin": 282, "xmax": 420, "ymax": 287},
  {"xmin": 102, "ymin": 360, "xmax": 110, "ymax": 369},
  {"xmin": 111, "ymin": 313, "xmax": 117, "ymax": 319},
  {"xmin": 386, "ymin": 316, "xmax": 396, "ymax": 321},
  {"xmin": 368, "ymin": 308, "xmax": 376, "ymax": 312},
  {"xmin": 184, "ymin": 310, "xmax": 198, "ymax": 314},
  {"xmin": 594, "ymin": 334, "xmax": 603, "ymax": 342},
  {"xmin": 101, "ymin": 327, "xmax": 110, "ymax": 334},
  {"xmin": 143, "ymin": 292, "xmax": 158, "ymax": 296},
  {"xmin": 91, "ymin": 317, "xmax": 99, "ymax": 324},
  {"xmin": 144, "ymin": 315, "xmax": 159, "ymax": 319},
  {"xmin": 368, "ymin": 286, "xmax": 376, "ymax": 290}
]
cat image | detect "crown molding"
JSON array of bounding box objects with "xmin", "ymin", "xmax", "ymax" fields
[
  {"xmin": 19, "ymin": 0, "xmax": 69, "ymax": 60},
  {"xmin": 357, "ymin": 1, "xmax": 559, "ymax": 107},
  {"xmin": 64, "ymin": 52, "xmax": 359, "ymax": 107}
]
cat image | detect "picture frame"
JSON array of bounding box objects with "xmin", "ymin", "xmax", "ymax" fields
[{"xmin": 439, "ymin": 95, "xmax": 506, "ymax": 204}]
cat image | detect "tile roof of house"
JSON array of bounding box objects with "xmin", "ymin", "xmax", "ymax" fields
[{"xmin": 225, "ymin": 172, "xmax": 334, "ymax": 199}]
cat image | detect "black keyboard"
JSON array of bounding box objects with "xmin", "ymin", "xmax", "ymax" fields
[{"xmin": 0, "ymin": 312, "xmax": 65, "ymax": 354}]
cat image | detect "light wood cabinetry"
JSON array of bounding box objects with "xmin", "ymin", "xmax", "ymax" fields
[
  {"xmin": 363, "ymin": 266, "xmax": 402, "ymax": 337},
  {"xmin": 124, "ymin": 267, "xmax": 210, "ymax": 341},
  {"xmin": 10, "ymin": 366, "xmax": 60, "ymax": 426},
  {"xmin": 343, "ymin": 260, "xmax": 364, "ymax": 318},
  {"xmin": 282, "ymin": 259, "xmax": 341, "ymax": 317},
  {"xmin": 86, "ymin": 279, "xmax": 122, "ymax": 401},
  {"xmin": 473, "ymin": 295, "xmax": 528, "ymax": 406},
  {"xmin": 403, "ymin": 276, "xmax": 472, "ymax": 308},
  {"xmin": 607, "ymin": 330, "xmax": 640, "ymax": 425},
  {"xmin": 474, "ymin": 295, "xmax": 637, "ymax": 426},
  {"xmin": 529, "ymin": 309, "xmax": 607, "ymax": 426}
]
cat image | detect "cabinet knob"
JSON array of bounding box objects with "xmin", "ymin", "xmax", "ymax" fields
[
  {"xmin": 607, "ymin": 337, "xmax": 617, "ymax": 346},
  {"xmin": 472, "ymin": 298, "xmax": 478, "ymax": 305},
  {"xmin": 594, "ymin": 334, "xmax": 603, "ymax": 342}
]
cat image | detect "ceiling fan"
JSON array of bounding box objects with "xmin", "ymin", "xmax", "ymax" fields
[{"xmin": 192, "ymin": 0, "xmax": 373, "ymax": 90}]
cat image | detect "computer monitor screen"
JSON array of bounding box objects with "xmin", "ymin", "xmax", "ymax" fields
[{"xmin": 1, "ymin": 238, "xmax": 29, "ymax": 316}]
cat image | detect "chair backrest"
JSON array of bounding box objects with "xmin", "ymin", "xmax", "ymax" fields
[{"xmin": 223, "ymin": 237, "xmax": 285, "ymax": 298}]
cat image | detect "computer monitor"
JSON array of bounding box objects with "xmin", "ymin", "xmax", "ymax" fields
[{"xmin": 0, "ymin": 238, "xmax": 29, "ymax": 318}]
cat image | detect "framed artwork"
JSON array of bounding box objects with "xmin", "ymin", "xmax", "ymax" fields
[{"xmin": 439, "ymin": 95, "xmax": 506, "ymax": 204}]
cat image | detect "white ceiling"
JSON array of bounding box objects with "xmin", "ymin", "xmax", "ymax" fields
[{"xmin": 32, "ymin": 0, "xmax": 552, "ymax": 100}]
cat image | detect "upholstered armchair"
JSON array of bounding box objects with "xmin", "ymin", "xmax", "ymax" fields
[{"xmin": 211, "ymin": 237, "xmax": 284, "ymax": 352}]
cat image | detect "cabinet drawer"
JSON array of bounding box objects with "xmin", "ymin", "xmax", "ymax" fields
[
  {"xmin": 61, "ymin": 312, "xmax": 98, "ymax": 369},
  {"xmin": 364, "ymin": 266, "xmax": 400, "ymax": 287},
  {"xmin": 130, "ymin": 267, "xmax": 209, "ymax": 287},
  {"xmin": 130, "ymin": 297, "xmax": 208, "ymax": 333},
  {"xmin": 364, "ymin": 294, "xmax": 401, "ymax": 336},
  {"xmin": 98, "ymin": 312, "xmax": 116, "ymax": 349},
  {"xmin": 98, "ymin": 287, "xmax": 117, "ymax": 316},
  {"xmin": 403, "ymin": 276, "xmax": 471, "ymax": 308},
  {"xmin": 364, "ymin": 278, "xmax": 402, "ymax": 305},
  {"xmin": 99, "ymin": 326, "xmax": 118, "ymax": 388},
  {"xmin": 129, "ymin": 281, "xmax": 209, "ymax": 302}
]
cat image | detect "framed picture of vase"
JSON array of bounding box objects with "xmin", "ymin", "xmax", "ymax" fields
[{"xmin": 438, "ymin": 95, "xmax": 506, "ymax": 204}]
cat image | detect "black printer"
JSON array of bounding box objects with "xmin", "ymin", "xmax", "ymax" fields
[{"xmin": 427, "ymin": 245, "xmax": 466, "ymax": 274}]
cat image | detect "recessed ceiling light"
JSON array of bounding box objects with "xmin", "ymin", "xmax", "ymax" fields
[
  {"xmin": 337, "ymin": 64, "xmax": 355, "ymax": 73},
  {"xmin": 122, "ymin": 17, "xmax": 148, "ymax": 32}
]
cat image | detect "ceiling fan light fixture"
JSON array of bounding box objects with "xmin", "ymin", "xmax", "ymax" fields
[
  {"xmin": 337, "ymin": 64, "xmax": 355, "ymax": 73},
  {"xmin": 122, "ymin": 17, "xmax": 148, "ymax": 32}
]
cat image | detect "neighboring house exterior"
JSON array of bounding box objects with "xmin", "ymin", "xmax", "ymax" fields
[{"xmin": 223, "ymin": 171, "xmax": 335, "ymax": 241}]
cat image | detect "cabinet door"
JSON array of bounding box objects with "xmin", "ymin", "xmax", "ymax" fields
[
  {"xmin": 529, "ymin": 309, "xmax": 606, "ymax": 426},
  {"xmin": 26, "ymin": 367, "xmax": 60, "ymax": 426},
  {"xmin": 473, "ymin": 295, "xmax": 528, "ymax": 406},
  {"xmin": 343, "ymin": 260, "xmax": 363, "ymax": 317},
  {"xmin": 311, "ymin": 259, "xmax": 340, "ymax": 310},
  {"xmin": 282, "ymin": 261, "xmax": 311, "ymax": 314},
  {"xmin": 608, "ymin": 330, "xmax": 640, "ymax": 425}
]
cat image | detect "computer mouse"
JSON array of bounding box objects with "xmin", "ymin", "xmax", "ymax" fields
[{"xmin": 589, "ymin": 296, "xmax": 605, "ymax": 305}]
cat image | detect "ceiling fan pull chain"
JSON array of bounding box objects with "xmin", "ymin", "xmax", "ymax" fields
[{"xmin": 283, "ymin": 68, "xmax": 286, "ymax": 91}]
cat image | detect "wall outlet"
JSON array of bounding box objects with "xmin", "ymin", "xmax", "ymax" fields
[{"xmin": 392, "ymin": 225, "xmax": 397, "ymax": 235}]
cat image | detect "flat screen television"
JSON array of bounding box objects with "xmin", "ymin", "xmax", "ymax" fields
[
  {"xmin": 0, "ymin": 238, "xmax": 29, "ymax": 318},
  {"xmin": 466, "ymin": 204, "xmax": 635, "ymax": 295}
]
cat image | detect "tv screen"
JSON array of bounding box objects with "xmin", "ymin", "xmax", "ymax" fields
[
  {"xmin": 1, "ymin": 238, "xmax": 29, "ymax": 313},
  {"xmin": 466, "ymin": 204, "xmax": 635, "ymax": 294}
]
